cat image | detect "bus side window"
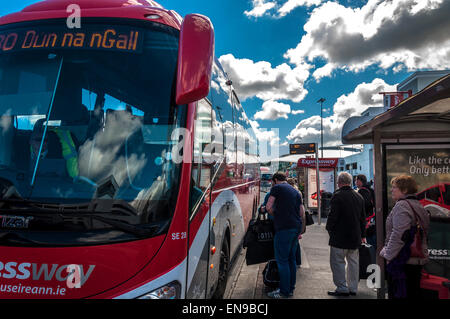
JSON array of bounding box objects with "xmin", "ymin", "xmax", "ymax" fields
[
  {"xmin": 190, "ymin": 99, "xmax": 212, "ymax": 216},
  {"xmin": 234, "ymin": 109, "xmax": 245, "ymax": 168},
  {"xmin": 211, "ymin": 104, "xmax": 224, "ymax": 158},
  {"xmin": 243, "ymin": 112, "xmax": 258, "ymax": 181},
  {"xmin": 210, "ymin": 64, "xmax": 235, "ymax": 165}
]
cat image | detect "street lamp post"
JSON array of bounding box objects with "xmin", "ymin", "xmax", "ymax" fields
[{"xmin": 317, "ymin": 98, "xmax": 325, "ymax": 158}]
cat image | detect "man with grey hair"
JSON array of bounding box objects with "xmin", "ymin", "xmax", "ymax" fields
[{"xmin": 326, "ymin": 172, "xmax": 366, "ymax": 297}]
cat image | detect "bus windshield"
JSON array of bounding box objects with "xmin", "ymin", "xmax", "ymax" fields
[{"xmin": 0, "ymin": 21, "xmax": 185, "ymax": 245}]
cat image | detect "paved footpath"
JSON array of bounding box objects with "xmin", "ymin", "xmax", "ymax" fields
[{"xmin": 226, "ymin": 216, "xmax": 377, "ymax": 299}]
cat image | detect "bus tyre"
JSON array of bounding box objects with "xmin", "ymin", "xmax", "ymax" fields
[{"xmin": 212, "ymin": 238, "xmax": 230, "ymax": 299}]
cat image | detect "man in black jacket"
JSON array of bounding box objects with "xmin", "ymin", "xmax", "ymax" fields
[
  {"xmin": 356, "ymin": 175, "xmax": 375, "ymax": 217},
  {"xmin": 326, "ymin": 172, "xmax": 366, "ymax": 297},
  {"xmin": 356, "ymin": 174, "xmax": 376, "ymax": 263}
]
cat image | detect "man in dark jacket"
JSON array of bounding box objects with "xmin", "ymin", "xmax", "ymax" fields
[
  {"xmin": 356, "ymin": 174, "xmax": 375, "ymax": 218},
  {"xmin": 356, "ymin": 174, "xmax": 376, "ymax": 263},
  {"xmin": 326, "ymin": 172, "xmax": 366, "ymax": 296}
]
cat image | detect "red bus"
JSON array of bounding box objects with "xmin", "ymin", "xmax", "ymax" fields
[{"xmin": 0, "ymin": 0, "xmax": 260, "ymax": 299}]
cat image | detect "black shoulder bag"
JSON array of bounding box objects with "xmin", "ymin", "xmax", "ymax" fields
[{"xmin": 243, "ymin": 210, "xmax": 275, "ymax": 265}]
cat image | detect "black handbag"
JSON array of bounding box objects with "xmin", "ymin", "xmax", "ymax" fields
[
  {"xmin": 359, "ymin": 243, "xmax": 373, "ymax": 280},
  {"xmin": 262, "ymin": 259, "xmax": 279, "ymax": 288},
  {"xmin": 243, "ymin": 211, "xmax": 275, "ymax": 265},
  {"xmin": 305, "ymin": 210, "xmax": 314, "ymax": 226}
]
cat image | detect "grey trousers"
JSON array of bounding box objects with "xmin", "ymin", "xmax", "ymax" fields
[{"xmin": 330, "ymin": 246, "xmax": 359, "ymax": 293}]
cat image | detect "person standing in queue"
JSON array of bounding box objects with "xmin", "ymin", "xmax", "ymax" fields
[
  {"xmin": 265, "ymin": 172, "xmax": 303, "ymax": 299},
  {"xmin": 380, "ymin": 175, "xmax": 429, "ymax": 299},
  {"xmin": 287, "ymin": 178, "xmax": 306, "ymax": 267},
  {"xmin": 326, "ymin": 172, "xmax": 366, "ymax": 297},
  {"xmin": 356, "ymin": 174, "xmax": 376, "ymax": 263}
]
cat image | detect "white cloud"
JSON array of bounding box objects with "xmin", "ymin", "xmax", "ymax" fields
[
  {"xmin": 250, "ymin": 100, "xmax": 305, "ymax": 122},
  {"xmin": 284, "ymin": 0, "xmax": 450, "ymax": 78},
  {"xmin": 287, "ymin": 114, "xmax": 339, "ymax": 145},
  {"xmin": 287, "ymin": 78, "xmax": 397, "ymax": 146},
  {"xmin": 278, "ymin": 0, "xmax": 323, "ymax": 17},
  {"xmin": 312, "ymin": 63, "xmax": 336, "ymax": 81},
  {"xmin": 244, "ymin": 0, "xmax": 276, "ymax": 18},
  {"xmin": 249, "ymin": 120, "xmax": 280, "ymax": 146},
  {"xmin": 249, "ymin": 119, "xmax": 281, "ymax": 161},
  {"xmin": 219, "ymin": 54, "xmax": 310, "ymax": 103},
  {"xmin": 332, "ymin": 78, "xmax": 396, "ymax": 122},
  {"xmin": 254, "ymin": 100, "xmax": 291, "ymax": 120},
  {"xmin": 244, "ymin": 0, "xmax": 323, "ymax": 18}
]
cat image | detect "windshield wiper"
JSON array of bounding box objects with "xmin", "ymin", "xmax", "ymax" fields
[
  {"xmin": 7, "ymin": 205, "xmax": 159, "ymax": 238},
  {"xmin": 29, "ymin": 57, "xmax": 64, "ymax": 191},
  {"xmin": 0, "ymin": 208, "xmax": 159, "ymax": 238},
  {"xmin": 0, "ymin": 198, "xmax": 164, "ymax": 238},
  {"xmin": 61, "ymin": 213, "xmax": 159, "ymax": 238}
]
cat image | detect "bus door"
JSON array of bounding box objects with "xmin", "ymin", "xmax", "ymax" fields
[{"xmin": 186, "ymin": 99, "xmax": 212, "ymax": 298}]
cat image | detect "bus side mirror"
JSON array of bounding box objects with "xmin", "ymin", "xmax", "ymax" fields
[{"xmin": 176, "ymin": 14, "xmax": 214, "ymax": 105}]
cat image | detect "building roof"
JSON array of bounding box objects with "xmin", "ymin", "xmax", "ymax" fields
[
  {"xmin": 343, "ymin": 74, "xmax": 450, "ymax": 144},
  {"xmin": 398, "ymin": 70, "xmax": 450, "ymax": 91}
]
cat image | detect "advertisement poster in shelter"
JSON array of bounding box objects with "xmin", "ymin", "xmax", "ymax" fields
[
  {"xmin": 307, "ymin": 168, "xmax": 335, "ymax": 208},
  {"xmin": 385, "ymin": 144, "xmax": 450, "ymax": 280}
]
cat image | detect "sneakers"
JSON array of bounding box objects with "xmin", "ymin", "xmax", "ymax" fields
[{"xmin": 267, "ymin": 289, "xmax": 290, "ymax": 299}]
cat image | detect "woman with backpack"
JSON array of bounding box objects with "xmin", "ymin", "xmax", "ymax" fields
[{"xmin": 380, "ymin": 175, "xmax": 430, "ymax": 299}]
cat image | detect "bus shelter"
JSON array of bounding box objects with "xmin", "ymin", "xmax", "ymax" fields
[
  {"xmin": 343, "ymin": 74, "xmax": 450, "ymax": 299},
  {"xmin": 297, "ymin": 158, "xmax": 338, "ymax": 216}
]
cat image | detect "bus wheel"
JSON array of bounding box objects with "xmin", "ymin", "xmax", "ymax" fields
[{"xmin": 212, "ymin": 238, "xmax": 230, "ymax": 299}]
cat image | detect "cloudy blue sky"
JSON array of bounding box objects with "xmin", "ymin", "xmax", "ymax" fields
[
  {"xmin": 2, "ymin": 0, "xmax": 450, "ymax": 159},
  {"xmin": 166, "ymin": 0, "xmax": 450, "ymax": 158}
]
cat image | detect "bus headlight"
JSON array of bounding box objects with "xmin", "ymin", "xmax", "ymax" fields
[{"xmin": 137, "ymin": 281, "xmax": 181, "ymax": 299}]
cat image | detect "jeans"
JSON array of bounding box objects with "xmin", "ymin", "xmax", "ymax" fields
[{"xmin": 274, "ymin": 228, "xmax": 300, "ymax": 296}]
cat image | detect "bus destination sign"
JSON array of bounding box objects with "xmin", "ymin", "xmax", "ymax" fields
[
  {"xmin": 0, "ymin": 25, "xmax": 144, "ymax": 54},
  {"xmin": 289, "ymin": 143, "xmax": 316, "ymax": 155}
]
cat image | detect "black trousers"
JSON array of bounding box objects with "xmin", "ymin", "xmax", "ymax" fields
[{"xmin": 387, "ymin": 264, "xmax": 422, "ymax": 299}]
